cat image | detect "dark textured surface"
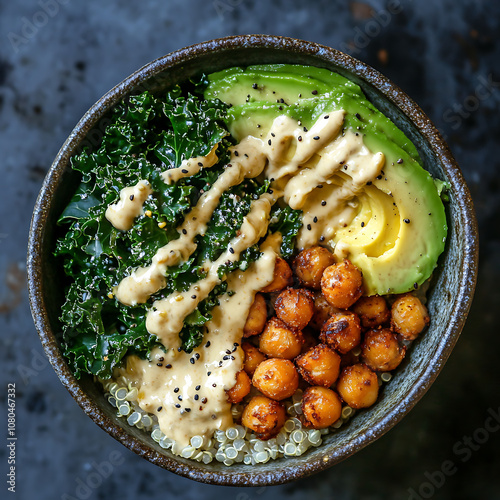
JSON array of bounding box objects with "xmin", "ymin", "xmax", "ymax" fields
[{"xmin": 1, "ymin": 1, "xmax": 499, "ymax": 499}]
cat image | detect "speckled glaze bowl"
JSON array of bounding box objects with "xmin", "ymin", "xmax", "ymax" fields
[{"xmin": 27, "ymin": 35, "xmax": 478, "ymax": 486}]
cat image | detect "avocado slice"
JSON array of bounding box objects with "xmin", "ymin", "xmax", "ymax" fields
[{"xmin": 204, "ymin": 64, "xmax": 447, "ymax": 295}]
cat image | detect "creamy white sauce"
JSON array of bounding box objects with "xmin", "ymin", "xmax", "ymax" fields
[
  {"xmin": 114, "ymin": 236, "xmax": 280, "ymax": 448},
  {"xmin": 161, "ymin": 145, "xmax": 219, "ymax": 185},
  {"xmin": 107, "ymin": 110, "xmax": 385, "ymax": 446},
  {"xmin": 105, "ymin": 180, "xmax": 152, "ymax": 231}
]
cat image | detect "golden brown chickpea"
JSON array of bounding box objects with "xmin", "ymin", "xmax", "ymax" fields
[
  {"xmin": 295, "ymin": 344, "xmax": 341, "ymax": 387},
  {"xmin": 320, "ymin": 311, "xmax": 361, "ymax": 354},
  {"xmin": 261, "ymin": 257, "xmax": 293, "ymax": 293},
  {"xmin": 241, "ymin": 342, "xmax": 267, "ymax": 376},
  {"xmin": 252, "ymin": 358, "xmax": 299, "ymax": 401},
  {"xmin": 352, "ymin": 295, "xmax": 390, "ymax": 329},
  {"xmin": 259, "ymin": 317, "xmax": 304, "ymax": 359},
  {"xmin": 293, "ymin": 246, "xmax": 336, "ymax": 289},
  {"xmin": 274, "ymin": 287, "xmax": 314, "ymax": 330},
  {"xmin": 361, "ymin": 328, "xmax": 406, "ymax": 372},
  {"xmin": 321, "ymin": 260, "xmax": 363, "ymax": 309},
  {"xmin": 241, "ymin": 395, "xmax": 286, "ymax": 440},
  {"xmin": 391, "ymin": 295, "xmax": 430, "ymax": 341},
  {"xmin": 243, "ymin": 293, "xmax": 268, "ymax": 337},
  {"xmin": 301, "ymin": 386, "xmax": 342, "ymax": 428},
  {"xmin": 226, "ymin": 370, "xmax": 251, "ymax": 403},
  {"xmin": 309, "ymin": 291, "xmax": 341, "ymax": 330},
  {"xmin": 336, "ymin": 363, "xmax": 379, "ymax": 409}
]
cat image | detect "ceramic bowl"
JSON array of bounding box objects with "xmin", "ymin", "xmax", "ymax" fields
[{"xmin": 27, "ymin": 35, "xmax": 478, "ymax": 485}]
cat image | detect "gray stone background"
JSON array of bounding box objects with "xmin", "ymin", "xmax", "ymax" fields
[{"xmin": 1, "ymin": 0, "xmax": 499, "ymax": 498}]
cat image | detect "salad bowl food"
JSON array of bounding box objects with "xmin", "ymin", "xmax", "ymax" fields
[{"xmin": 27, "ymin": 35, "xmax": 478, "ymax": 485}]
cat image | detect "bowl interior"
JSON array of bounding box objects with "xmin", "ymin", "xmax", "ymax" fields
[{"xmin": 28, "ymin": 35, "xmax": 478, "ymax": 485}]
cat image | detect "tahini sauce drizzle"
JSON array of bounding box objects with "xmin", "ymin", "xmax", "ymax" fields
[
  {"xmin": 114, "ymin": 235, "xmax": 280, "ymax": 448},
  {"xmin": 107, "ymin": 110, "xmax": 385, "ymax": 446}
]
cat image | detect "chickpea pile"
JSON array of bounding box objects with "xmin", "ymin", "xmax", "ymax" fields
[{"xmin": 228, "ymin": 247, "xmax": 430, "ymax": 440}]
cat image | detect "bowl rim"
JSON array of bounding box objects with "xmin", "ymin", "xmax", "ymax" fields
[{"xmin": 27, "ymin": 34, "xmax": 479, "ymax": 486}]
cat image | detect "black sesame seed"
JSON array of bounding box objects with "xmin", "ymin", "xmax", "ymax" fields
[
  {"xmin": 194, "ymin": 394, "xmax": 199, "ymax": 401},
  {"xmin": 190, "ymin": 358, "xmax": 195, "ymax": 364},
  {"xmin": 195, "ymin": 385, "xmax": 201, "ymax": 391},
  {"xmin": 234, "ymin": 150, "xmax": 239, "ymax": 156},
  {"xmin": 226, "ymin": 349, "xmax": 231, "ymax": 354},
  {"xmin": 207, "ymin": 371, "xmax": 212, "ymax": 376},
  {"xmin": 252, "ymin": 83, "xmax": 258, "ymax": 89},
  {"xmin": 271, "ymin": 132, "xmax": 275, "ymax": 137},
  {"xmin": 298, "ymin": 136, "xmax": 302, "ymax": 141},
  {"xmin": 312, "ymin": 89, "xmax": 318, "ymax": 95},
  {"xmin": 397, "ymin": 158, "xmax": 404, "ymax": 164},
  {"xmin": 313, "ymin": 216, "xmax": 318, "ymax": 223},
  {"xmin": 205, "ymin": 341, "xmax": 211, "ymax": 348},
  {"xmin": 268, "ymin": 139, "xmax": 272, "ymax": 145},
  {"xmin": 317, "ymin": 184, "xmax": 323, "ymax": 189},
  {"xmin": 366, "ymin": 181, "xmax": 372, "ymax": 185},
  {"xmin": 414, "ymin": 282, "xmax": 418, "ymax": 289},
  {"xmin": 185, "ymin": 408, "xmax": 191, "ymax": 412},
  {"xmin": 174, "ymin": 387, "xmax": 179, "ymax": 393},
  {"xmin": 278, "ymin": 106, "xmax": 283, "ymax": 110},
  {"xmin": 234, "ymin": 342, "xmax": 239, "ymax": 346},
  {"xmin": 321, "ymin": 200, "xmax": 327, "ymax": 206},
  {"xmin": 320, "ymin": 236, "xmax": 325, "ymax": 242},
  {"xmin": 303, "ymin": 126, "xmax": 308, "ymax": 132},
  {"xmin": 175, "ymin": 404, "xmax": 181, "ymax": 408},
  {"xmin": 229, "ymin": 247, "xmax": 234, "ymax": 254},
  {"xmin": 129, "ymin": 194, "xmax": 134, "ymax": 201},
  {"xmin": 157, "ymin": 406, "xmax": 162, "ymax": 412},
  {"xmin": 181, "ymin": 169, "xmax": 188, "ymax": 174},
  {"xmin": 361, "ymin": 222, "xmax": 365, "ymax": 227},
  {"xmin": 158, "ymin": 357, "xmax": 164, "ymax": 362},
  {"xmin": 178, "ymin": 395, "xmax": 182, "ymax": 401},
  {"xmin": 223, "ymin": 355, "xmax": 229, "ymax": 360},
  {"xmin": 212, "ymin": 383, "xmax": 217, "ymax": 387},
  {"xmin": 230, "ymin": 355, "xmax": 235, "ymax": 360},
  {"xmin": 157, "ymin": 363, "xmax": 163, "ymax": 367},
  {"xmin": 307, "ymin": 224, "xmax": 312, "ymax": 230},
  {"xmin": 198, "ymin": 162, "xmax": 203, "ymax": 167},
  {"xmin": 191, "ymin": 295, "xmax": 197, "ymax": 299},
  {"xmin": 324, "ymin": 115, "xmax": 329, "ymax": 119},
  {"xmin": 165, "ymin": 364, "xmax": 172, "ymax": 369},
  {"xmin": 195, "ymin": 353, "xmax": 200, "ymax": 360},
  {"xmin": 404, "ymin": 218, "xmax": 411, "ymax": 224},
  {"xmin": 182, "ymin": 229, "xmax": 187, "ymax": 235},
  {"xmin": 355, "ymin": 113, "xmax": 361, "ymax": 120}
]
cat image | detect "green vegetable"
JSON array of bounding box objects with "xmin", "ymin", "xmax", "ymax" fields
[{"xmin": 55, "ymin": 87, "xmax": 302, "ymax": 379}]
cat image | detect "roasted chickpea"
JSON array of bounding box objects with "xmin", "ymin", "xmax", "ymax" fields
[
  {"xmin": 293, "ymin": 246, "xmax": 336, "ymax": 289},
  {"xmin": 261, "ymin": 257, "xmax": 293, "ymax": 293},
  {"xmin": 301, "ymin": 386, "xmax": 342, "ymax": 428},
  {"xmin": 259, "ymin": 317, "xmax": 304, "ymax": 359},
  {"xmin": 336, "ymin": 363, "xmax": 379, "ymax": 409},
  {"xmin": 252, "ymin": 358, "xmax": 299, "ymax": 401},
  {"xmin": 275, "ymin": 287, "xmax": 314, "ymax": 330},
  {"xmin": 241, "ymin": 342, "xmax": 267, "ymax": 376},
  {"xmin": 226, "ymin": 370, "xmax": 251, "ymax": 403},
  {"xmin": 241, "ymin": 395, "xmax": 286, "ymax": 440},
  {"xmin": 295, "ymin": 344, "xmax": 341, "ymax": 387},
  {"xmin": 352, "ymin": 295, "xmax": 390, "ymax": 329},
  {"xmin": 361, "ymin": 328, "xmax": 406, "ymax": 372},
  {"xmin": 391, "ymin": 295, "xmax": 430, "ymax": 341},
  {"xmin": 320, "ymin": 311, "xmax": 361, "ymax": 354},
  {"xmin": 309, "ymin": 291, "xmax": 341, "ymax": 330},
  {"xmin": 321, "ymin": 260, "xmax": 363, "ymax": 309},
  {"xmin": 243, "ymin": 293, "xmax": 268, "ymax": 337}
]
